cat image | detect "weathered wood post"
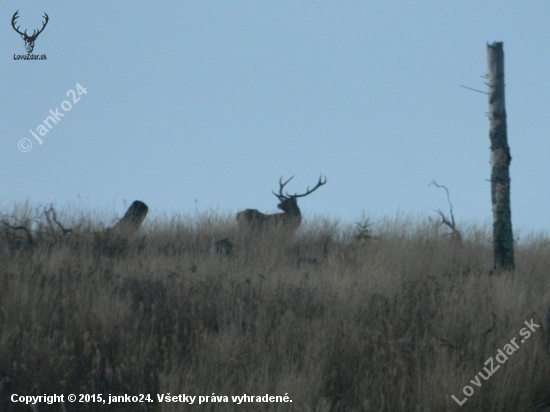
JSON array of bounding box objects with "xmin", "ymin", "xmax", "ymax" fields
[
  {"xmin": 111, "ymin": 200, "xmax": 149, "ymax": 234},
  {"xmin": 487, "ymin": 42, "xmax": 514, "ymax": 271}
]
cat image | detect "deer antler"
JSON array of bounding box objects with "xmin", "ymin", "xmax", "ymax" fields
[
  {"xmin": 31, "ymin": 13, "xmax": 49, "ymax": 39},
  {"xmin": 292, "ymin": 175, "xmax": 327, "ymax": 198},
  {"xmin": 11, "ymin": 11, "xmax": 48, "ymax": 40},
  {"xmin": 11, "ymin": 11, "xmax": 25, "ymax": 37},
  {"xmin": 272, "ymin": 176, "xmax": 294, "ymax": 200}
]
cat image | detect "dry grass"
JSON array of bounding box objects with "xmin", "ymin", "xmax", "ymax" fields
[{"xmin": 1, "ymin": 205, "xmax": 550, "ymax": 411}]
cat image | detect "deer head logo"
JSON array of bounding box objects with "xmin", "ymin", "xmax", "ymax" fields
[{"xmin": 11, "ymin": 11, "xmax": 49, "ymax": 54}]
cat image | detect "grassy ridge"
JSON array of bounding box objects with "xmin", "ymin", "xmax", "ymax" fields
[{"xmin": 1, "ymin": 206, "xmax": 549, "ymax": 411}]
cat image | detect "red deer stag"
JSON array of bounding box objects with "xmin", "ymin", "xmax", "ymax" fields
[{"xmin": 237, "ymin": 175, "xmax": 327, "ymax": 235}]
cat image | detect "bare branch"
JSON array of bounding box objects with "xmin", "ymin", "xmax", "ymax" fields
[
  {"xmin": 434, "ymin": 208, "xmax": 453, "ymax": 230},
  {"xmin": 429, "ymin": 180, "xmax": 462, "ymax": 242},
  {"xmin": 1, "ymin": 222, "xmax": 34, "ymax": 245},
  {"xmin": 460, "ymin": 85, "xmax": 488, "ymax": 95},
  {"xmin": 430, "ymin": 181, "xmax": 454, "ymax": 225},
  {"xmin": 43, "ymin": 205, "xmax": 72, "ymax": 235}
]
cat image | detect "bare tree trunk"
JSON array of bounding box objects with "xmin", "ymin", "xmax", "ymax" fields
[{"xmin": 487, "ymin": 42, "xmax": 514, "ymax": 271}]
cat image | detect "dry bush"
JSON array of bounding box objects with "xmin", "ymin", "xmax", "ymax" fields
[{"xmin": 0, "ymin": 206, "xmax": 549, "ymax": 411}]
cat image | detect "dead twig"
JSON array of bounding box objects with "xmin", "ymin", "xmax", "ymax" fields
[
  {"xmin": 460, "ymin": 85, "xmax": 488, "ymax": 95},
  {"xmin": 1, "ymin": 222, "xmax": 34, "ymax": 245},
  {"xmin": 43, "ymin": 205, "xmax": 72, "ymax": 235},
  {"xmin": 429, "ymin": 180, "xmax": 462, "ymax": 243}
]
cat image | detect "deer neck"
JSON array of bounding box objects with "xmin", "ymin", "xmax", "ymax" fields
[{"xmin": 283, "ymin": 206, "xmax": 301, "ymax": 222}]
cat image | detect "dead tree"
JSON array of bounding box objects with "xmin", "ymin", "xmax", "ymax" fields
[
  {"xmin": 1, "ymin": 221, "xmax": 34, "ymax": 247},
  {"xmin": 43, "ymin": 205, "xmax": 72, "ymax": 236},
  {"xmin": 1, "ymin": 205, "xmax": 72, "ymax": 249},
  {"xmin": 487, "ymin": 42, "xmax": 514, "ymax": 271},
  {"xmin": 430, "ymin": 181, "xmax": 462, "ymax": 243},
  {"xmin": 110, "ymin": 200, "xmax": 149, "ymax": 235}
]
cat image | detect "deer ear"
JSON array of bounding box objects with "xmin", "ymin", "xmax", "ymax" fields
[{"xmin": 21, "ymin": 34, "xmax": 25, "ymax": 39}]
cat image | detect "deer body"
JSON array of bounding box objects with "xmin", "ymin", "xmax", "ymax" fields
[{"xmin": 236, "ymin": 203, "xmax": 301, "ymax": 233}]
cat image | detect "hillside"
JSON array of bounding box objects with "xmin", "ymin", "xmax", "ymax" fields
[{"xmin": 1, "ymin": 206, "xmax": 549, "ymax": 411}]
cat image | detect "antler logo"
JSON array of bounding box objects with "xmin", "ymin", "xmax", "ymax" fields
[{"xmin": 11, "ymin": 11, "xmax": 49, "ymax": 53}]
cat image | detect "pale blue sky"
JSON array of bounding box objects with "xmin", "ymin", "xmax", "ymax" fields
[{"xmin": 2, "ymin": 2, "xmax": 549, "ymax": 234}]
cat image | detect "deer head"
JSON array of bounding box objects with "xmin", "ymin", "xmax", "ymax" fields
[{"xmin": 12, "ymin": 11, "xmax": 49, "ymax": 53}]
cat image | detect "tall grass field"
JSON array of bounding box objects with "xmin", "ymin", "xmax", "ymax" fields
[{"xmin": 1, "ymin": 204, "xmax": 549, "ymax": 411}]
